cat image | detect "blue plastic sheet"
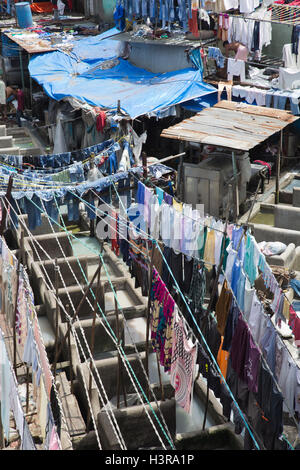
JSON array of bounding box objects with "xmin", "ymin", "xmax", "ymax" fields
[{"xmin": 29, "ymin": 31, "xmax": 217, "ymax": 119}]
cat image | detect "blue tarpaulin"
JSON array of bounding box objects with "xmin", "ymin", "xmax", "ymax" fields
[{"xmin": 29, "ymin": 29, "xmax": 217, "ymax": 119}]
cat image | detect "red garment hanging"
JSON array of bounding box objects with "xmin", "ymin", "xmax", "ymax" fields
[
  {"xmin": 111, "ymin": 210, "xmax": 120, "ymax": 256},
  {"xmin": 96, "ymin": 111, "xmax": 106, "ymax": 133},
  {"xmin": 188, "ymin": 8, "xmax": 199, "ymax": 38}
]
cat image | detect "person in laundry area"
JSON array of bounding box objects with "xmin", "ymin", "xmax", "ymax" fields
[
  {"xmin": 223, "ymin": 40, "xmax": 249, "ymax": 61},
  {"xmin": 11, "ymin": 87, "xmax": 25, "ymax": 127},
  {"xmin": 0, "ymin": 75, "xmax": 6, "ymax": 119},
  {"xmin": 6, "ymin": 86, "xmax": 25, "ymax": 126}
]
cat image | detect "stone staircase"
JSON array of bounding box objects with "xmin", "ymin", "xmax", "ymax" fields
[
  {"xmin": 0, "ymin": 124, "xmax": 43, "ymax": 157},
  {"xmin": 0, "ymin": 125, "xmax": 20, "ymax": 155}
]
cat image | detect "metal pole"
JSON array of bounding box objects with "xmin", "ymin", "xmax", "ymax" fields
[
  {"xmin": 114, "ymin": 297, "xmax": 127, "ymax": 408},
  {"xmin": 25, "ymin": 366, "xmax": 30, "ymax": 414},
  {"xmin": 51, "ymin": 262, "xmax": 102, "ymax": 370},
  {"xmin": 0, "ymin": 405, "xmax": 4, "ymax": 448},
  {"xmin": 53, "ymin": 259, "xmax": 60, "ymax": 379},
  {"xmin": 19, "ymin": 49, "xmax": 25, "ymax": 91},
  {"xmin": 65, "ymin": 304, "xmax": 74, "ymax": 394},
  {"xmin": 13, "ymin": 231, "xmax": 23, "ymax": 374},
  {"xmin": 202, "ymin": 363, "xmax": 210, "ymax": 430},
  {"xmin": 86, "ymin": 259, "xmax": 102, "ymax": 429},
  {"xmin": 145, "ymin": 245, "xmax": 155, "ymax": 397},
  {"xmin": 28, "ymin": 52, "xmax": 32, "ymax": 108},
  {"xmin": 155, "ymin": 350, "xmax": 165, "ymax": 401}
]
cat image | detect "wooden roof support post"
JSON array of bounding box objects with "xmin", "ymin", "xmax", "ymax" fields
[
  {"xmin": 142, "ymin": 151, "xmax": 148, "ymax": 181},
  {"xmin": 231, "ymin": 151, "xmax": 239, "ymax": 222},
  {"xmin": 0, "ymin": 174, "xmax": 14, "ymax": 236},
  {"xmin": 13, "ymin": 230, "xmax": 24, "ymax": 375},
  {"xmin": 275, "ymin": 130, "xmax": 283, "ymax": 205}
]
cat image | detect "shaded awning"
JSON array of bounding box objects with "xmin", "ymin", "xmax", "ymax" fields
[{"xmin": 160, "ymin": 100, "xmax": 298, "ymax": 151}]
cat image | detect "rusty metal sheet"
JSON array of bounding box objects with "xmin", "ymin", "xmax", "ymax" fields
[
  {"xmin": 182, "ymin": 115, "xmax": 272, "ymax": 137},
  {"xmin": 161, "ymin": 128, "xmax": 254, "ymax": 150},
  {"xmin": 214, "ymin": 100, "xmax": 297, "ymax": 123},
  {"xmin": 170, "ymin": 121, "xmax": 264, "ymax": 145},
  {"xmin": 196, "ymin": 107, "xmax": 293, "ymax": 129},
  {"xmin": 161, "ymin": 100, "xmax": 296, "ymax": 150}
]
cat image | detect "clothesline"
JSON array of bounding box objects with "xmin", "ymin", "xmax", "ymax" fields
[
  {"xmin": 2, "ymin": 163, "xmax": 298, "ymax": 450},
  {"xmin": 4, "ymin": 194, "xmax": 175, "ymax": 450},
  {"xmin": 0, "ymin": 237, "xmax": 68, "ymax": 450},
  {"xmin": 108, "ymin": 177, "xmax": 300, "ymax": 440},
  {"xmin": 3, "ymin": 184, "xmax": 258, "ymax": 448},
  {"xmin": 221, "ymin": 265, "xmax": 299, "ymax": 429},
  {"xmin": 7, "ymin": 173, "xmax": 296, "ymax": 448}
]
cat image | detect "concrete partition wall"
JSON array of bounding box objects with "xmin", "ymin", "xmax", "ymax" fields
[
  {"xmin": 24, "ymin": 232, "xmax": 74, "ymax": 268},
  {"xmin": 16, "ymin": 213, "xmax": 61, "ymax": 239},
  {"xmin": 75, "ymin": 352, "xmax": 150, "ymax": 420},
  {"xmin": 274, "ymin": 205, "xmax": 300, "ymax": 232},
  {"xmin": 293, "ymin": 187, "xmax": 300, "ymax": 207},
  {"xmin": 98, "ymin": 398, "xmax": 176, "ymax": 450},
  {"xmin": 250, "ymin": 223, "xmax": 300, "ymax": 247},
  {"xmin": 74, "ymin": 314, "xmax": 124, "ymax": 359},
  {"xmin": 30, "ymin": 256, "xmax": 89, "ymax": 304}
]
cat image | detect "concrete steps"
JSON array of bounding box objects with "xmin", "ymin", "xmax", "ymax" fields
[
  {"xmin": 0, "ymin": 135, "xmax": 14, "ymax": 148},
  {"xmin": 0, "ymin": 146, "xmax": 20, "ymax": 155},
  {"xmin": 0, "ymin": 125, "xmax": 7, "ymax": 136}
]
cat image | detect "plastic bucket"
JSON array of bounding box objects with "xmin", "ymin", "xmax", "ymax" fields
[{"xmin": 15, "ymin": 2, "xmax": 33, "ymax": 29}]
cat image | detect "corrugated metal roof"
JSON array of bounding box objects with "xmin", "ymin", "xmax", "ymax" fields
[{"xmin": 161, "ymin": 100, "xmax": 298, "ymax": 151}]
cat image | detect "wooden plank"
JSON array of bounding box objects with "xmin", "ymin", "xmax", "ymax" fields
[
  {"xmin": 161, "ymin": 128, "xmax": 254, "ymax": 150},
  {"xmin": 197, "ymin": 107, "xmax": 291, "ymax": 129},
  {"xmin": 4, "ymin": 32, "xmax": 56, "ymax": 54},
  {"xmin": 171, "ymin": 121, "xmax": 265, "ymax": 145},
  {"xmin": 185, "ymin": 115, "xmax": 274, "ymax": 137},
  {"xmin": 214, "ymin": 100, "xmax": 297, "ymax": 123}
]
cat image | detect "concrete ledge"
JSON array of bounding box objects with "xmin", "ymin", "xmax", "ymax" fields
[
  {"xmin": 24, "ymin": 231, "xmax": 73, "ymax": 269},
  {"xmin": 265, "ymin": 243, "xmax": 296, "ymax": 268},
  {"xmin": 292, "ymin": 246, "xmax": 300, "ymax": 271},
  {"xmin": 274, "ymin": 205, "xmax": 300, "ymax": 231},
  {"xmin": 250, "ymin": 223, "xmax": 300, "ymax": 247},
  {"xmin": 175, "ymin": 422, "xmax": 243, "ymax": 450},
  {"xmin": 97, "ymin": 398, "xmax": 176, "ymax": 450},
  {"xmin": 293, "ymin": 187, "xmax": 300, "ymax": 207}
]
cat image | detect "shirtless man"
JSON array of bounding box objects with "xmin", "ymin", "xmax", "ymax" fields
[{"xmin": 223, "ymin": 40, "xmax": 249, "ymax": 61}]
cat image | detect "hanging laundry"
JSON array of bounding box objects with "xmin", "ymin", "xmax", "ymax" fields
[
  {"xmin": 188, "ymin": 8, "xmax": 199, "ymax": 37},
  {"xmin": 170, "ymin": 309, "xmax": 197, "ymax": 413},
  {"xmin": 217, "ymin": 13, "xmax": 229, "ymax": 41},
  {"xmin": 288, "ymin": 304, "xmax": 300, "ymax": 348},
  {"xmin": 215, "ymin": 279, "xmax": 233, "ymax": 336},
  {"xmin": 230, "ymin": 313, "xmax": 251, "ymax": 381},
  {"xmin": 217, "ymin": 336, "xmax": 230, "ymax": 382},
  {"xmin": 203, "ymin": 228, "xmax": 216, "ymax": 267},
  {"xmin": 208, "ymin": 46, "xmax": 225, "ymax": 68},
  {"xmin": 150, "ymin": 268, "xmax": 175, "ymax": 372},
  {"xmin": 110, "ymin": 209, "xmax": 120, "ymax": 256},
  {"xmin": 96, "ymin": 110, "xmax": 106, "ymax": 134},
  {"xmin": 0, "ymin": 332, "xmax": 11, "ymax": 440}
]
